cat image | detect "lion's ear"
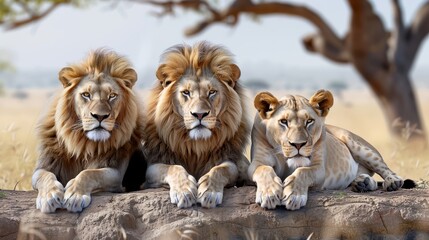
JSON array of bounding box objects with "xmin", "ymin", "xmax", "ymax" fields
[
  {"xmin": 225, "ymin": 64, "xmax": 241, "ymax": 88},
  {"xmin": 309, "ymin": 89, "xmax": 334, "ymax": 117},
  {"xmin": 230, "ymin": 64, "xmax": 241, "ymax": 82},
  {"xmin": 156, "ymin": 64, "xmax": 173, "ymax": 88},
  {"xmin": 58, "ymin": 67, "xmax": 74, "ymax": 88},
  {"xmin": 122, "ymin": 68, "xmax": 137, "ymax": 88},
  {"xmin": 254, "ymin": 91, "xmax": 279, "ymax": 119}
]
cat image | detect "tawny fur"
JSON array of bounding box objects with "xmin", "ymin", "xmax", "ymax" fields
[
  {"xmin": 33, "ymin": 49, "xmax": 144, "ymax": 212},
  {"xmin": 143, "ymin": 42, "xmax": 250, "ymax": 208},
  {"xmin": 144, "ymin": 42, "xmax": 250, "ymax": 179},
  {"xmin": 36, "ymin": 50, "xmax": 144, "ymax": 182},
  {"xmin": 249, "ymin": 90, "xmax": 403, "ymax": 210}
]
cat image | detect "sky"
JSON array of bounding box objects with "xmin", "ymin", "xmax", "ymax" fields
[{"xmin": 1, "ymin": 0, "xmax": 428, "ymax": 87}]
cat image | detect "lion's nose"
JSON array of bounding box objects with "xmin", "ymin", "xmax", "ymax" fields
[
  {"xmin": 289, "ymin": 141, "xmax": 307, "ymax": 150},
  {"xmin": 91, "ymin": 113, "xmax": 110, "ymax": 122},
  {"xmin": 191, "ymin": 111, "xmax": 210, "ymax": 120}
]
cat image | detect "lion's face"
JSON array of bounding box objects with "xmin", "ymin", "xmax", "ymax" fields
[
  {"xmin": 73, "ymin": 75, "xmax": 123, "ymax": 142},
  {"xmin": 254, "ymin": 90, "xmax": 334, "ymax": 168},
  {"xmin": 53, "ymin": 49, "xmax": 138, "ymax": 159},
  {"xmin": 155, "ymin": 42, "xmax": 242, "ymax": 142},
  {"xmin": 173, "ymin": 75, "xmax": 225, "ymax": 140}
]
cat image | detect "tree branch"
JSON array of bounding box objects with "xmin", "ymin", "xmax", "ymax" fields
[
  {"xmin": 390, "ymin": 0, "xmax": 407, "ymax": 71},
  {"xmin": 302, "ymin": 33, "xmax": 349, "ymax": 63},
  {"xmin": 3, "ymin": 2, "xmax": 62, "ymax": 30},
  {"xmin": 130, "ymin": 0, "xmax": 220, "ymax": 18},
  {"xmin": 404, "ymin": 0, "xmax": 429, "ymax": 73},
  {"xmin": 137, "ymin": 0, "xmax": 349, "ymax": 63},
  {"xmin": 347, "ymin": 0, "xmax": 390, "ymax": 93}
]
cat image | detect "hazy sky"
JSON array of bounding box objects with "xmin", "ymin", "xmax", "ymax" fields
[{"xmin": 1, "ymin": 0, "xmax": 428, "ymax": 84}]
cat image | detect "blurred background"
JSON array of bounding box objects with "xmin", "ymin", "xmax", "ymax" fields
[{"xmin": 0, "ymin": 0, "xmax": 428, "ymax": 190}]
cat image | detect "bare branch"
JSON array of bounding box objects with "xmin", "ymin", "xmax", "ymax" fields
[
  {"xmin": 302, "ymin": 33, "xmax": 349, "ymax": 63},
  {"xmin": 391, "ymin": 0, "xmax": 404, "ymax": 34},
  {"xmin": 16, "ymin": 0, "xmax": 37, "ymax": 16},
  {"xmin": 4, "ymin": 2, "xmax": 62, "ymax": 30},
  {"xmin": 390, "ymin": 0, "xmax": 407, "ymax": 71},
  {"xmin": 130, "ymin": 0, "xmax": 219, "ymax": 17},
  {"xmin": 138, "ymin": 0, "xmax": 349, "ymax": 63},
  {"xmin": 347, "ymin": 0, "xmax": 390, "ymax": 93},
  {"xmin": 404, "ymin": 0, "xmax": 429, "ymax": 73}
]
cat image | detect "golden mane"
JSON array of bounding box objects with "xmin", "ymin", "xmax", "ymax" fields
[
  {"xmin": 156, "ymin": 41, "xmax": 240, "ymax": 87},
  {"xmin": 144, "ymin": 42, "xmax": 250, "ymax": 178},
  {"xmin": 36, "ymin": 49, "xmax": 144, "ymax": 184}
]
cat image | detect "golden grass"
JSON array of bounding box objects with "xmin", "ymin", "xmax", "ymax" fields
[{"xmin": 0, "ymin": 88, "xmax": 428, "ymax": 190}]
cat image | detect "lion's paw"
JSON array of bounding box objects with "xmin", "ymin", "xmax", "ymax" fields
[
  {"xmin": 36, "ymin": 180, "xmax": 64, "ymax": 213},
  {"xmin": 169, "ymin": 174, "xmax": 198, "ymax": 209},
  {"xmin": 63, "ymin": 178, "xmax": 92, "ymax": 213},
  {"xmin": 282, "ymin": 175, "xmax": 308, "ymax": 210},
  {"xmin": 351, "ymin": 174, "xmax": 378, "ymax": 192},
  {"xmin": 383, "ymin": 174, "xmax": 403, "ymax": 191},
  {"xmin": 255, "ymin": 175, "xmax": 282, "ymax": 209},
  {"xmin": 197, "ymin": 174, "xmax": 224, "ymax": 208}
]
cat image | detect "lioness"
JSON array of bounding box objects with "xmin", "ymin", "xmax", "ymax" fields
[
  {"xmin": 32, "ymin": 49, "xmax": 144, "ymax": 213},
  {"xmin": 249, "ymin": 90, "xmax": 404, "ymax": 210},
  {"xmin": 143, "ymin": 42, "xmax": 250, "ymax": 208}
]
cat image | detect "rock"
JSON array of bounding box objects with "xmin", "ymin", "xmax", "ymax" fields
[{"xmin": 0, "ymin": 187, "xmax": 428, "ymax": 240}]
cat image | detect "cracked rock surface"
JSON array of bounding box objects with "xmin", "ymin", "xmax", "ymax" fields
[{"xmin": 0, "ymin": 187, "xmax": 428, "ymax": 239}]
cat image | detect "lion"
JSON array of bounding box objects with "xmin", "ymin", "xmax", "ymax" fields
[
  {"xmin": 32, "ymin": 49, "xmax": 145, "ymax": 213},
  {"xmin": 143, "ymin": 41, "xmax": 250, "ymax": 208},
  {"xmin": 248, "ymin": 90, "xmax": 404, "ymax": 210}
]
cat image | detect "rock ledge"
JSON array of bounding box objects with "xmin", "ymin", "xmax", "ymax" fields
[{"xmin": 0, "ymin": 187, "xmax": 428, "ymax": 240}]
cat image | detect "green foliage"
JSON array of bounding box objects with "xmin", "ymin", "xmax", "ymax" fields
[
  {"xmin": 0, "ymin": 0, "xmax": 91, "ymax": 26},
  {"xmin": 0, "ymin": 191, "xmax": 6, "ymax": 198}
]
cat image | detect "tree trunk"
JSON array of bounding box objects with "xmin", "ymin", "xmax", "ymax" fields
[
  {"xmin": 361, "ymin": 70, "xmax": 427, "ymax": 145},
  {"xmin": 382, "ymin": 73, "xmax": 426, "ymax": 145}
]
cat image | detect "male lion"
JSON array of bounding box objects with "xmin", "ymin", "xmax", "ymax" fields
[
  {"xmin": 143, "ymin": 42, "xmax": 250, "ymax": 208},
  {"xmin": 32, "ymin": 49, "xmax": 144, "ymax": 213},
  {"xmin": 249, "ymin": 90, "xmax": 404, "ymax": 210}
]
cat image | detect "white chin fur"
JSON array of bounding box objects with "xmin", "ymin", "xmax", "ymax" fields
[
  {"xmin": 189, "ymin": 128, "xmax": 212, "ymax": 140},
  {"xmin": 287, "ymin": 156, "xmax": 311, "ymax": 170},
  {"xmin": 86, "ymin": 129, "xmax": 111, "ymax": 142}
]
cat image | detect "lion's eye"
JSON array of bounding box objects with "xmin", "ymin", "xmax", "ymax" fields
[
  {"xmin": 306, "ymin": 119, "xmax": 314, "ymax": 126},
  {"xmin": 81, "ymin": 92, "xmax": 91, "ymax": 100},
  {"xmin": 209, "ymin": 90, "xmax": 217, "ymax": 97},
  {"xmin": 109, "ymin": 93, "xmax": 117, "ymax": 100},
  {"xmin": 279, "ymin": 119, "xmax": 288, "ymax": 127},
  {"xmin": 181, "ymin": 90, "xmax": 190, "ymax": 97}
]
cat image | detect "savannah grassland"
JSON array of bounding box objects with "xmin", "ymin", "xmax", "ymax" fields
[{"xmin": 0, "ymin": 88, "xmax": 428, "ymax": 190}]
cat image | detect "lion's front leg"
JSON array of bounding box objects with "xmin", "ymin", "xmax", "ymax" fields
[
  {"xmin": 282, "ymin": 166, "xmax": 324, "ymax": 210},
  {"xmin": 146, "ymin": 163, "xmax": 197, "ymax": 209},
  {"xmin": 63, "ymin": 168, "xmax": 123, "ymax": 213},
  {"xmin": 197, "ymin": 161, "xmax": 238, "ymax": 208},
  {"xmin": 32, "ymin": 169, "xmax": 65, "ymax": 213},
  {"xmin": 252, "ymin": 165, "xmax": 283, "ymax": 209},
  {"xmin": 282, "ymin": 174, "xmax": 309, "ymax": 211}
]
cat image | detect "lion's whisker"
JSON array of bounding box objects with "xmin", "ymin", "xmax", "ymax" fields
[
  {"xmin": 71, "ymin": 122, "xmax": 83, "ymax": 131},
  {"xmin": 272, "ymin": 147, "xmax": 283, "ymax": 155}
]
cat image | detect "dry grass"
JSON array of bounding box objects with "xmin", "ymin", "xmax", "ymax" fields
[
  {"xmin": 0, "ymin": 88, "xmax": 428, "ymax": 190},
  {"xmin": 0, "ymin": 89, "xmax": 49, "ymax": 190}
]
